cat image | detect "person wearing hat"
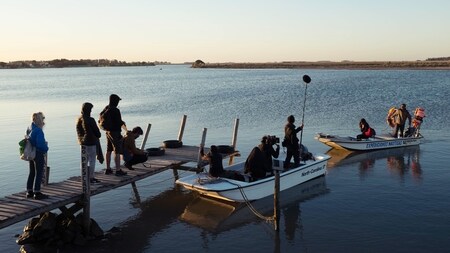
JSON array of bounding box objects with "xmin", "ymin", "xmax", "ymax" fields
[
  {"xmin": 122, "ymin": 126, "xmax": 148, "ymax": 170},
  {"xmin": 392, "ymin": 103, "xmax": 412, "ymax": 138},
  {"xmin": 76, "ymin": 102, "xmax": 102, "ymax": 183},
  {"xmin": 100, "ymin": 94, "xmax": 128, "ymax": 176},
  {"xmin": 283, "ymin": 115, "xmax": 303, "ymax": 168}
]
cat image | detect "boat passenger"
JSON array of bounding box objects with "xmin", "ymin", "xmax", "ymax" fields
[
  {"xmin": 258, "ymin": 135, "xmax": 280, "ymax": 175},
  {"xmin": 391, "ymin": 104, "xmax": 412, "ymax": 138},
  {"xmin": 201, "ymin": 145, "xmax": 243, "ymax": 180},
  {"xmin": 283, "ymin": 115, "xmax": 303, "ymax": 168},
  {"xmin": 356, "ymin": 118, "xmax": 375, "ymax": 140}
]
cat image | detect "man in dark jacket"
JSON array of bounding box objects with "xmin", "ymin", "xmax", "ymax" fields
[
  {"xmin": 283, "ymin": 115, "xmax": 303, "ymax": 168},
  {"xmin": 258, "ymin": 135, "xmax": 280, "ymax": 174},
  {"xmin": 101, "ymin": 94, "xmax": 127, "ymax": 176},
  {"xmin": 76, "ymin": 102, "xmax": 102, "ymax": 183}
]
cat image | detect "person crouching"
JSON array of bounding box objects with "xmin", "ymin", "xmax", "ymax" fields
[{"xmin": 122, "ymin": 127, "xmax": 148, "ymax": 170}]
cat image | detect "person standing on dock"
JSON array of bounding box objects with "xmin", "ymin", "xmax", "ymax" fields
[
  {"xmin": 122, "ymin": 126, "xmax": 148, "ymax": 170},
  {"xmin": 76, "ymin": 102, "xmax": 102, "ymax": 183},
  {"xmin": 283, "ymin": 115, "xmax": 303, "ymax": 169},
  {"xmin": 26, "ymin": 112, "xmax": 49, "ymax": 200},
  {"xmin": 99, "ymin": 94, "xmax": 127, "ymax": 176}
]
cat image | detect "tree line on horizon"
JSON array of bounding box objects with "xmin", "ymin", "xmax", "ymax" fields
[{"xmin": 0, "ymin": 59, "xmax": 168, "ymax": 69}]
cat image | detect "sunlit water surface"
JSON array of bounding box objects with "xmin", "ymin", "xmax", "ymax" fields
[{"xmin": 1, "ymin": 66, "xmax": 449, "ymax": 252}]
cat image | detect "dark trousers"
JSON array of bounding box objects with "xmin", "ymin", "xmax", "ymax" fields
[
  {"xmin": 27, "ymin": 151, "xmax": 45, "ymax": 192},
  {"xmin": 393, "ymin": 124, "xmax": 406, "ymax": 138},
  {"xmin": 284, "ymin": 147, "xmax": 300, "ymax": 168},
  {"xmin": 126, "ymin": 154, "xmax": 148, "ymax": 166}
]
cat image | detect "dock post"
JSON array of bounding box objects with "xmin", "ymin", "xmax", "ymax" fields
[
  {"xmin": 140, "ymin": 123, "xmax": 152, "ymax": 150},
  {"xmin": 229, "ymin": 118, "xmax": 239, "ymax": 165},
  {"xmin": 80, "ymin": 145, "xmax": 91, "ymax": 235},
  {"xmin": 42, "ymin": 153, "xmax": 50, "ymax": 185},
  {"xmin": 197, "ymin": 128, "xmax": 208, "ymax": 170},
  {"xmin": 231, "ymin": 118, "xmax": 239, "ymax": 148},
  {"xmin": 273, "ymin": 169, "xmax": 281, "ymax": 231},
  {"xmin": 178, "ymin": 115, "xmax": 187, "ymax": 141}
]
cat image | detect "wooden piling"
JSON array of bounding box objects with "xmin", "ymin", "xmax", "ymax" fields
[
  {"xmin": 140, "ymin": 123, "xmax": 152, "ymax": 150},
  {"xmin": 80, "ymin": 145, "xmax": 91, "ymax": 235},
  {"xmin": 178, "ymin": 115, "xmax": 187, "ymax": 141},
  {"xmin": 197, "ymin": 128, "xmax": 207, "ymax": 169},
  {"xmin": 231, "ymin": 118, "xmax": 239, "ymax": 148},
  {"xmin": 273, "ymin": 169, "xmax": 280, "ymax": 231},
  {"xmin": 229, "ymin": 118, "xmax": 239, "ymax": 165}
]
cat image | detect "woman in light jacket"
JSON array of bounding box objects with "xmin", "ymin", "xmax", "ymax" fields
[{"xmin": 26, "ymin": 112, "xmax": 49, "ymax": 199}]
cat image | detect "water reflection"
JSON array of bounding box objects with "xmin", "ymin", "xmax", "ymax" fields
[
  {"xmin": 179, "ymin": 176, "xmax": 329, "ymax": 238},
  {"xmin": 326, "ymin": 146, "xmax": 422, "ymax": 181},
  {"xmin": 64, "ymin": 185, "xmax": 193, "ymax": 253}
]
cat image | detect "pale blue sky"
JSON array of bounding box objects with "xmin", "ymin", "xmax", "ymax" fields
[{"xmin": 1, "ymin": 0, "xmax": 449, "ymax": 63}]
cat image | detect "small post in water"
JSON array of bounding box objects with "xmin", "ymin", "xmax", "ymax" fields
[
  {"xmin": 178, "ymin": 115, "xmax": 187, "ymax": 142},
  {"xmin": 273, "ymin": 168, "xmax": 281, "ymax": 231}
]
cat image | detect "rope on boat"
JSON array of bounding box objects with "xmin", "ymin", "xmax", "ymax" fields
[{"xmin": 227, "ymin": 181, "xmax": 274, "ymax": 223}]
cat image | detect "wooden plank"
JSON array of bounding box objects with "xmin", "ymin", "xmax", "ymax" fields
[{"xmin": 0, "ymin": 204, "xmax": 29, "ymax": 213}]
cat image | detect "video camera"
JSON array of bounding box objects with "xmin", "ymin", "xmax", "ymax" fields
[{"xmin": 267, "ymin": 135, "xmax": 280, "ymax": 145}]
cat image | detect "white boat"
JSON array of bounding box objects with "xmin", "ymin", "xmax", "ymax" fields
[
  {"xmin": 315, "ymin": 132, "xmax": 423, "ymax": 151},
  {"xmin": 175, "ymin": 153, "xmax": 330, "ymax": 203}
]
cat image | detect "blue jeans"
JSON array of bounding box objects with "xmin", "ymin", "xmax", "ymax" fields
[{"xmin": 27, "ymin": 150, "xmax": 45, "ymax": 192}]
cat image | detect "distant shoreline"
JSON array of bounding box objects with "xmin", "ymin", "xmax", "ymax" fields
[{"xmin": 192, "ymin": 61, "xmax": 450, "ymax": 70}]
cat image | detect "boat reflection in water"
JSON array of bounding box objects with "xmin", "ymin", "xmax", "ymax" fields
[
  {"xmin": 326, "ymin": 145, "xmax": 422, "ymax": 181},
  {"xmin": 179, "ymin": 176, "xmax": 329, "ymax": 233}
]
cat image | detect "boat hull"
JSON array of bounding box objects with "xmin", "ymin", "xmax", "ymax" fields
[
  {"xmin": 176, "ymin": 154, "xmax": 330, "ymax": 202},
  {"xmin": 315, "ymin": 133, "xmax": 423, "ymax": 151}
]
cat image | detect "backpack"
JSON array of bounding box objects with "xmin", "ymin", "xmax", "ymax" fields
[
  {"xmin": 19, "ymin": 136, "xmax": 36, "ymax": 161},
  {"xmin": 98, "ymin": 107, "xmax": 112, "ymax": 131}
]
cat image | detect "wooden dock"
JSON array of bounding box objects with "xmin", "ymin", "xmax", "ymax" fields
[
  {"xmin": 0, "ymin": 145, "xmax": 209, "ymax": 230},
  {"xmin": 0, "ymin": 116, "xmax": 241, "ymax": 232}
]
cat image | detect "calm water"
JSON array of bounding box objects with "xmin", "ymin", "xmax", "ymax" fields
[{"xmin": 1, "ymin": 66, "xmax": 450, "ymax": 252}]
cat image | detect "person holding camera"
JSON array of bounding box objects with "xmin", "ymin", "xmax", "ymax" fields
[
  {"xmin": 259, "ymin": 135, "xmax": 280, "ymax": 175},
  {"xmin": 283, "ymin": 115, "xmax": 303, "ymax": 169}
]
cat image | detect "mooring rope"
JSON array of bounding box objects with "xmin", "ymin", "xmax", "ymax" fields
[{"xmin": 226, "ymin": 180, "xmax": 274, "ymax": 223}]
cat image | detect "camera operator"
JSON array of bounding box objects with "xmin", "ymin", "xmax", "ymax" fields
[{"xmin": 258, "ymin": 135, "xmax": 280, "ymax": 175}]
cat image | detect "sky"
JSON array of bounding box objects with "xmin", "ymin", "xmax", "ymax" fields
[{"xmin": 1, "ymin": 0, "xmax": 450, "ymax": 63}]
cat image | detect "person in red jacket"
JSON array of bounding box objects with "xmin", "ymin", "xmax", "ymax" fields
[{"xmin": 357, "ymin": 118, "xmax": 376, "ymax": 140}]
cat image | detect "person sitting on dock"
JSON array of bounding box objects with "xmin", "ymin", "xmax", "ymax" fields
[
  {"xmin": 356, "ymin": 118, "xmax": 376, "ymax": 140},
  {"xmin": 122, "ymin": 126, "xmax": 148, "ymax": 170},
  {"xmin": 200, "ymin": 145, "xmax": 243, "ymax": 180}
]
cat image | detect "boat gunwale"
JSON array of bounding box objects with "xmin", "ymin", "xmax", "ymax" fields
[{"xmin": 179, "ymin": 155, "xmax": 330, "ymax": 194}]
